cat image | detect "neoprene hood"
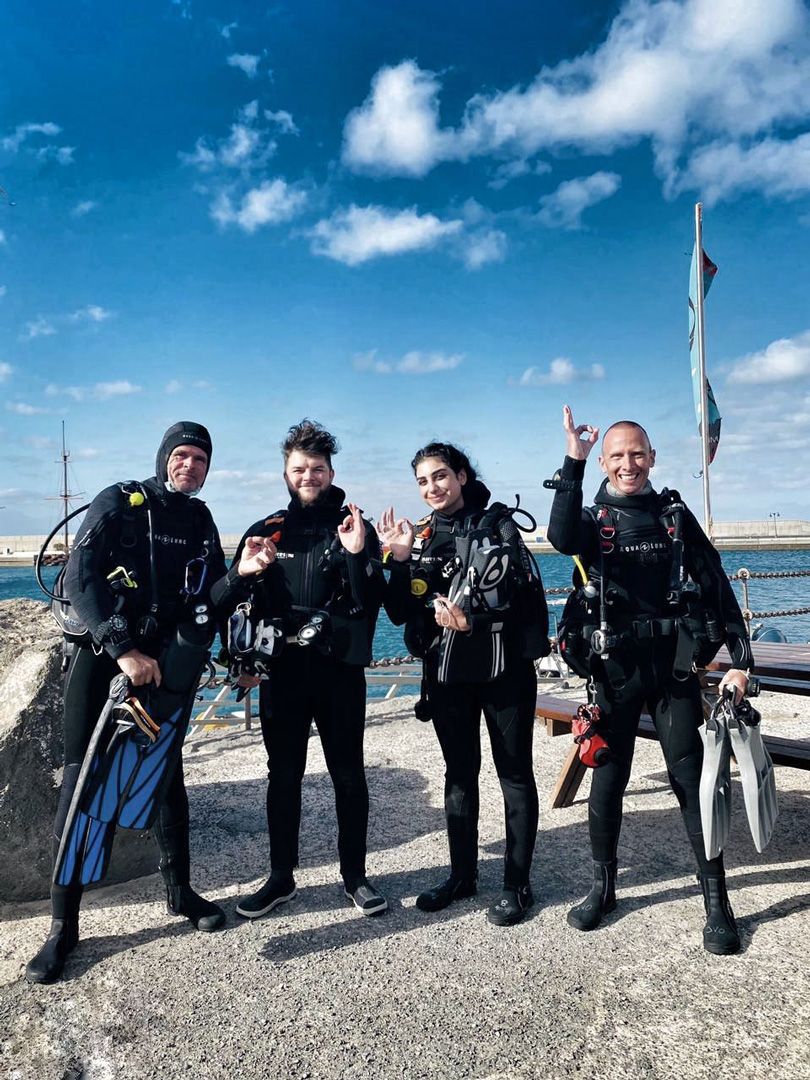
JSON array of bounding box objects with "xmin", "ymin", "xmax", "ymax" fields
[{"xmin": 156, "ymin": 421, "xmax": 213, "ymax": 483}]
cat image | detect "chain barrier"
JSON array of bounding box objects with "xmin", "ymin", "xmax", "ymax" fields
[
  {"xmin": 728, "ymin": 568, "xmax": 810, "ymax": 581},
  {"xmin": 368, "ymin": 655, "xmax": 419, "ymax": 667},
  {"xmin": 744, "ymin": 606, "xmax": 810, "ymax": 620}
]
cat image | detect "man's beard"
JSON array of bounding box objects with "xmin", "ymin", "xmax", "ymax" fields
[{"xmin": 286, "ymin": 482, "xmax": 331, "ymax": 509}]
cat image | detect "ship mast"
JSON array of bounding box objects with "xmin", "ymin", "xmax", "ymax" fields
[{"xmin": 48, "ymin": 421, "xmax": 83, "ymax": 554}]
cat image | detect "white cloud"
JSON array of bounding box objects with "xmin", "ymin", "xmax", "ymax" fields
[
  {"xmin": 676, "ymin": 134, "xmax": 810, "ymax": 205},
  {"xmin": 342, "ymin": 61, "xmax": 455, "ymax": 177},
  {"xmin": 94, "ymin": 380, "xmax": 142, "ymax": 399},
  {"xmin": 35, "ymin": 145, "xmax": 74, "ymax": 165},
  {"xmin": 0, "ymin": 231, "xmax": 6, "ymax": 246},
  {"xmin": 21, "ymin": 317, "xmax": 56, "ymax": 340},
  {"xmin": 342, "ymin": 2, "xmax": 810, "ymax": 203},
  {"xmin": 207, "ymin": 468, "xmax": 278, "ymax": 488},
  {"xmin": 69, "ymin": 304, "xmax": 114, "ymax": 323},
  {"xmin": 181, "ymin": 101, "xmax": 279, "ymax": 173},
  {"xmin": 0, "ymin": 362, "xmax": 12, "ymax": 381},
  {"xmin": 45, "ymin": 383, "xmax": 84, "ymax": 401},
  {"xmin": 2, "ymin": 121, "xmax": 60, "ymax": 153},
  {"xmin": 75, "ymin": 447, "xmax": 99, "ymax": 458},
  {"xmin": 71, "ymin": 200, "xmax": 97, "ymax": 217},
  {"xmin": 210, "ymin": 179, "xmax": 307, "ymax": 233},
  {"xmin": 310, "ymin": 205, "xmax": 463, "ymax": 266},
  {"xmin": 459, "ymin": 228, "xmax": 508, "ymax": 269},
  {"xmin": 221, "ymin": 21, "xmax": 238, "ymax": 38},
  {"xmin": 727, "ymin": 330, "xmax": 810, "ymax": 384},
  {"xmin": 166, "ymin": 379, "xmax": 182, "ymax": 394},
  {"xmin": 512, "ymin": 358, "xmax": 606, "ymax": 386},
  {"xmin": 536, "ymin": 172, "xmax": 621, "ymax": 228},
  {"xmin": 0, "ymin": 285, "xmax": 6, "ymax": 297},
  {"xmin": 265, "ymin": 109, "xmax": 299, "ymax": 136},
  {"xmin": 45, "ymin": 380, "xmax": 142, "ymax": 401},
  {"xmin": 489, "ymin": 159, "xmax": 552, "ymax": 190},
  {"xmin": 220, "ymin": 124, "xmax": 263, "ymax": 168},
  {"xmin": 209, "ymin": 468, "xmax": 246, "ymax": 481},
  {"xmin": 227, "ymin": 53, "xmax": 261, "ymax": 79},
  {"xmin": 354, "ymin": 349, "xmax": 464, "ymax": 375},
  {"xmin": 5, "ymin": 401, "xmax": 48, "ymax": 415}
]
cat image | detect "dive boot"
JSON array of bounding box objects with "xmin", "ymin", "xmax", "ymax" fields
[
  {"xmin": 699, "ymin": 874, "xmax": 740, "ymax": 956},
  {"xmin": 567, "ymin": 860, "xmax": 617, "ymax": 931},
  {"xmin": 487, "ymin": 884, "xmax": 534, "ymax": 926},
  {"xmin": 25, "ymin": 918, "xmax": 80, "ymax": 984},
  {"xmin": 166, "ymin": 885, "xmax": 226, "ymax": 932},
  {"xmin": 156, "ymin": 819, "xmax": 225, "ymax": 930},
  {"xmin": 235, "ymin": 873, "xmax": 297, "ymax": 918},
  {"xmin": 415, "ymin": 874, "xmax": 477, "ymax": 913}
]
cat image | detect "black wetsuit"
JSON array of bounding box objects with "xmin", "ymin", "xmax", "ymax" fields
[
  {"xmin": 547, "ymin": 457, "xmax": 753, "ymax": 873},
  {"xmin": 210, "ymin": 486, "xmax": 385, "ymax": 887},
  {"xmin": 386, "ymin": 482, "xmax": 549, "ymax": 888},
  {"xmin": 54, "ymin": 476, "xmax": 226, "ymax": 902}
]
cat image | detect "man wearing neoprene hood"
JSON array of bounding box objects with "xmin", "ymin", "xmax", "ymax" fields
[
  {"xmin": 26, "ymin": 421, "xmax": 228, "ymax": 984},
  {"xmin": 546, "ymin": 406, "xmax": 752, "ymax": 955},
  {"xmin": 210, "ymin": 419, "xmax": 388, "ymax": 917}
]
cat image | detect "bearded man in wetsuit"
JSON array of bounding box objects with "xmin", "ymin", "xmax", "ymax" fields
[
  {"xmin": 26, "ymin": 422, "xmax": 228, "ymax": 984},
  {"xmin": 546, "ymin": 406, "xmax": 752, "ymax": 955},
  {"xmin": 211, "ymin": 419, "xmax": 388, "ymax": 917}
]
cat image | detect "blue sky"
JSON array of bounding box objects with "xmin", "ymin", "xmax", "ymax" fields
[{"xmin": 1, "ymin": 0, "xmax": 809, "ymax": 536}]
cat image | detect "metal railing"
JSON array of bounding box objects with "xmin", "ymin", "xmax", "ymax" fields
[{"xmin": 188, "ymin": 566, "xmax": 810, "ymax": 734}]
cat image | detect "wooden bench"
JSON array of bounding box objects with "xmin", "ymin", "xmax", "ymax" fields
[
  {"xmin": 706, "ymin": 642, "xmax": 810, "ymax": 696},
  {"xmin": 536, "ymin": 691, "xmax": 810, "ymax": 810}
]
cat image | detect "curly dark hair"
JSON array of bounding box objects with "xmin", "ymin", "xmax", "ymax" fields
[
  {"xmin": 410, "ymin": 441, "xmax": 479, "ymax": 482},
  {"xmin": 281, "ymin": 419, "xmax": 339, "ymax": 465}
]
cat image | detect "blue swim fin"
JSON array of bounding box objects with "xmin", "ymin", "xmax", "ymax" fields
[
  {"xmin": 53, "ymin": 672, "xmax": 130, "ymax": 887},
  {"xmin": 53, "ymin": 615, "xmax": 214, "ymax": 888},
  {"xmin": 82, "ymin": 692, "xmax": 187, "ymax": 830}
]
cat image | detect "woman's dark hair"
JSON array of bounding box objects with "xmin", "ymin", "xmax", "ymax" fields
[
  {"xmin": 410, "ymin": 441, "xmax": 478, "ymax": 482},
  {"xmin": 281, "ymin": 419, "xmax": 339, "ymax": 465}
]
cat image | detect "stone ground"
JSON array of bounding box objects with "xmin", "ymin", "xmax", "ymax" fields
[{"xmin": 1, "ymin": 684, "xmax": 809, "ymax": 1080}]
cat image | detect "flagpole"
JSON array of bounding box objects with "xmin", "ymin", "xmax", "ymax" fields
[{"xmin": 694, "ymin": 202, "xmax": 713, "ymax": 538}]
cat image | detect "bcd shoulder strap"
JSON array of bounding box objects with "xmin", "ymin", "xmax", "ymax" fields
[{"xmin": 117, "ymin": 481, "xmax": 147, "ymax": 550}]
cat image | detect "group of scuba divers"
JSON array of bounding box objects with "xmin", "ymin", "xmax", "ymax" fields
[{"xmin": 26, "ymin": 404, "xmax": 775, "ymax": 985}]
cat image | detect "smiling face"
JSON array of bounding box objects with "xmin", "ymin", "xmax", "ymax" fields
[
  {"xmin": 284, "ymin": 449, "xmax": 334, "ymax": 505},
  {"xmin": 415, "ymin": 456, "xmax": 467, "ymax": 515},
  {"xmin": 166, "ymin": 445, "xmax": 209, "ymax": 493},
  {"xmin": 599, "ymin": 423, "xmax": 655, "ymax": 495}
]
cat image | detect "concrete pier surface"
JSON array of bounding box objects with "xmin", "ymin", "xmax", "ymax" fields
[{"xmin": 2, "ymin": 687, "xmax": 808, "ymax": 1080}]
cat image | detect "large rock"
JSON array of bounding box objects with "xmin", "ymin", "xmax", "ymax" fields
[{"xmin": 0, "ymin": 598, "xmax": 156, "ymax": 902}]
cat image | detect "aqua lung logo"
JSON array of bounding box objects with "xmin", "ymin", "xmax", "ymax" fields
[
  {"xmin": 155, "ymin": 534, "xmax": 189, "ymax": 547},
  {"xmin": 620, "ymin": 540, "xmax": 668, "ymax": 554}
]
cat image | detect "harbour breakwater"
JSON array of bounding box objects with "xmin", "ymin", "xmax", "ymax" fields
[
  {"xmin": 0, "ymin": 599, "xmax": 156, "ymax": 901},
  {"xmin": 2, "ymin": 517, "xmax": 810, "ymax": 565}
]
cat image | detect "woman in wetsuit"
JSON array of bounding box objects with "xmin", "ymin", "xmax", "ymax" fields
[{"xmin": 379, "ymin": 443, "xmax": 549, "ymax": 925}]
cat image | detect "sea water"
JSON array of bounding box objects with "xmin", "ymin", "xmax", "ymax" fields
[{"xmin": 4, "ymin": 551, "xmax": 809, "ymax": 653}]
